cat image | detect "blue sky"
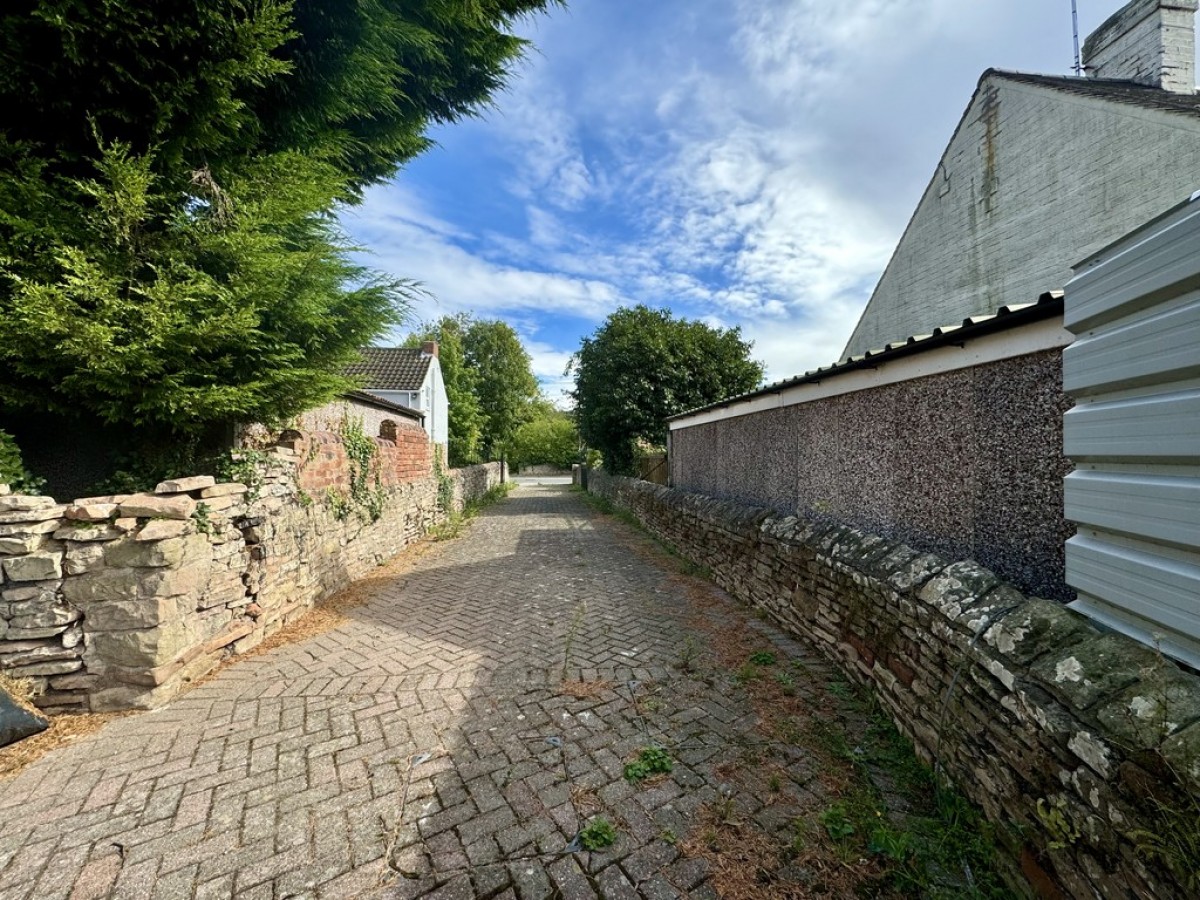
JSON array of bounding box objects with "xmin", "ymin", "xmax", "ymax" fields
[{"xmin": 341, "ymin": 0, "xmax": 1186, "ymax": 404}]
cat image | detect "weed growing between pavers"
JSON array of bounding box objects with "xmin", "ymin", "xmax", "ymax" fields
[
  {"xmin": 624, "ymin": 746, "xmax": 674, "ymax": 782},
  {"xmin": 578, "ymin": 817, "xmax": 618, "ymax": 850},
  {"xmin": 583, "ymin": 495, "xmax": 1014, "ymax": 899},
  {"xmin": 429, "ymin": 480, "xmax": 515, "ymax": 540}
]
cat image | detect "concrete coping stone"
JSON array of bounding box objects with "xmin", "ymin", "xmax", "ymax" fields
[
  {"xmin": 1029, "ymin": 633, "xmax": 1165, "ymax": 713},
  {"xmin": 1097, "ymin": 669, "xmax": 1200, "ymax": 751}
]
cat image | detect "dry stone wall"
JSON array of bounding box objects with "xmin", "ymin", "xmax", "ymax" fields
[
  {"xmin": 589, "ymin": 471, "xmax": 1200, "ymax": 899},
  {"xmin": 0, "ymin": 427, "xmax": 502, "ymax": 713}
]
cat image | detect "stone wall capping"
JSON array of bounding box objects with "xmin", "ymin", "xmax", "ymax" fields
[
  {"xmin": 587, "ymin": 471, "xmax": 1200, "ymax": 898},
  {"xmin": 0, "ymin": 495, "xmax": 57, "ymax": 512},
  {"xmin": 0, "ymin": 483, "xmax": 9, "ymax": 496},
  {"xmin": 64, "ymin": 502, "xmax": 119, "ymax": 522},
  {"xmin": 0, "ymin": 505, "xmax": 66, "ymax": 524},
  {"xmin": 154, "ymin": 475, "xmax": 216, "ymax": 494},
  {"xmin": 884, "ymin": 552, "xmax": 947, "ymax": 593},
  {"xmin": 117, "ymin": 493, "xmax": 196, "ymax": 520},
  {"xmin": 200, "ymin": 482, "xmax": 248, "ymax": 498},
  {"xmin": 1030, "ymin": 633, "xmax": 1162, "ymax": 712}
]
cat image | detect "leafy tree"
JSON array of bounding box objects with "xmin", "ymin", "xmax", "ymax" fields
[
  {"xmin": 404, "ymin": 316, "xmax": 485, "ymax": 467},
  {"xmin": 570, "ymin": 305, "xmax": 764, "ymax": 475},
  {"xmin": 510, "ymin": 401, "xmax": 579, "ymax": 471},
  {"xmin": 463, "ymin": 319, "xmax": 540, "ymax": 460},
  {"xmin": 0, "ymin": 143, "xmax": 404, "ymax": 433},
  {"xmin": 0, "ymin": 0, "xmax": 558, "ymax": 471}
]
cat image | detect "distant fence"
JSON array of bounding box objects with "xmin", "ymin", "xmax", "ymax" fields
[{"xmin": 636, "ymin": 452, "xmax": 668, "ymax": 485}]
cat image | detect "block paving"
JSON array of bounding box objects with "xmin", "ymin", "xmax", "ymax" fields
[{"xmin": 0, "ymin": 485, "xmax": 839, "ymax": 899}]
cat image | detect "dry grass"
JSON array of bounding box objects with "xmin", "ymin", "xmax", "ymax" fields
[
  {"xmin": 592, "ymin": 506, "xmax": 898, "ymax": 897},
  {"xmin": 559, "ymin": 678, "xmax": 612, "ymax": 701},
  {"xmin": 0, "ymin": 671, "xmax": 38, "ymax": 710},
  {"xmin": 1, "ymin": 527, "xmax": 456, "ymax": 780},
  {"xmin": 187, "ymin": 532, "xmax": 449, "ymax": 691},
  {"xmin": 570, "ymin": 784, "xmax": 603, "ymax": 817},
  {"xmin": 0, "ymin": 712, "xmax": 131, "ymax": 779}
]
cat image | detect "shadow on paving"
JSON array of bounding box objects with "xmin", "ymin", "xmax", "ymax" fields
[{"xmin": 0, "ymin": 486, "xmax": 1008, "ymax": 899}]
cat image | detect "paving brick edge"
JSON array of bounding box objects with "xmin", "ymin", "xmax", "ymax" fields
[{"xmin": 588, "ymin": 470, "xmax": 1200, "ymax": 899}]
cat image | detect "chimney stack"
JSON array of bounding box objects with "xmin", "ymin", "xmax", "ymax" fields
[
  {"xmin": 421, "ymin": 340, "xmax": 439, "ymax": 358},
  {"xmin": 1083, "ymin": 0, "xmax": 1197, "ymax": 92}
]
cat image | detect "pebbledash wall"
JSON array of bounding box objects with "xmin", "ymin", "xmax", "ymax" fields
[
  {"xmin": 670, "ymin": 305, "xmax": 1075, "ymax": 601},
  {"xmin": 0, "ymin": 419, "xmax": 502, "ymax": 713},
  {"xmin": 589, "ymin": 471, "xmax": 1200, "ymax": 899}
]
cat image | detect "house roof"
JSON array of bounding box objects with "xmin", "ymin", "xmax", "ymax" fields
[
  {"xmin": 989, "ymin": 70, "xmax": 1200, "ymax": 118},
  {"xmin": 668, "ymin": 291, "xmax": 1065, "ymax": 423},
  {"xmin": 345, "ymin": 348, "xmax": 432, "ymax": 391},
  {"xmin": 342, "ymin": 390, "xmax": 424, "ymax": 422}
]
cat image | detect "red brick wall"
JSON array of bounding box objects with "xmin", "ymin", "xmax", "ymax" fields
[{"xmin": 291, "ymin": 424, "xmax": 432, "ymax": 494}]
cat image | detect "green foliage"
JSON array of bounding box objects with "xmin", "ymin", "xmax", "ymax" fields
[
  {"xmin": 578, "ymin": 818, "xmax": 618, "ymax": 851},
  {"xmin": 509, "ymin": 402, "xmax": 579, "ymax": 471},
  {"xmin": 811, "ymin": 711, "xmax": 1012, "ymax": 899},
  {"xmin": 820, "ymin": 803, "xmax": 858, "ymax": 841},
  {"xmin": 624, "ymin": 746, "xmax": 674, "ymax": 782},
  {"xmin": 429, "ymin": 480, "xmax": 513, "ymax": 541},
  {"xmin": 191, "ymin": 502, "xmax": 215, "ymax": 536},
  {"xmin": 218, "ymin": 450, "xmax": 268, "ymax": 504},
  {"xmin": 0, "ymin": 0, "xmax": 558, "ymax": 455},
  {"xmin": 338, "ymin": 416, "xmax": 386, "ymax": 522},
  {"xmin": 463, "ymin": 318, "xmax": 540, "ymax": 460},
  {"xmin": 569, "ymin": 305, "xmax": 764, "ymax": 474},
  {"xmin": 0, "ymin": 140, "xmax": 409, "ymax": 435},
  {"xmin": 748, "ymin": 651, "xmax": 777, "ymax": 666},
  {"xmin": 1128, "ymin": 790, "xmax": 1200, "ymax": 892},
  {"xmin": 0, "ymin": 429, "xmax": 44, "ymax": 494},
  {"xmin": 432, "ymin": 449, "xmax": 455, "ymax": 513}
]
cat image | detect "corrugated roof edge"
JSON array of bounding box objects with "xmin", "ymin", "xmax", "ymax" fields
[
  {"xmin": 667, "ymin": 291, "xmax": 1064, "ymax": 422},
  {"xmin": 342, "ymin": 390, "xmax": 425, "ymax": 422}
]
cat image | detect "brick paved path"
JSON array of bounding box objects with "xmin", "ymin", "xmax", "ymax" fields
[{"xmin": 0, "ymin": 486, "xmax": 833, "ymax": 899}]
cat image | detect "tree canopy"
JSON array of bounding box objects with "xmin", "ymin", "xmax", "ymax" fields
[
  {"xmin": 509, "ymin": 401, "xmax": 579, "ymax": 471},
  {"xmin": 403, "ymin": 315, "xmax": 540, "ymax": 466},
  {"xmin": 570, "ymin": 305, "xmax": 764, "ymax": 475},
  {"xmin": 0, "ymin": 0, "xmax": 558, "ymax": 459},
  {"xmin": 463, "ymin": 319, "xmax": 541, "ymax": 461}
]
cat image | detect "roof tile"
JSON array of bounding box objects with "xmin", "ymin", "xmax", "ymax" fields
[{"xmin": 345, "ymin": 348, "xmax": 432, "ymax": 391}]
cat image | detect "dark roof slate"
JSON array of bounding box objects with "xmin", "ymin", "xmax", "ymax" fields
[
  {"xmin": 989, "ymin": 70, "xmax": 1200, "ymax": 117},
  {"xmin": 345, "ymin": 348, "xmax": 432, "ymax": 392}
]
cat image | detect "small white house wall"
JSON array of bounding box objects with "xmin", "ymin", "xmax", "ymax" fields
[
  {"xmin": 427, "ymin": 361, "xmax": 449, "ymax": 447},
  {"xmin": 843, "ymin": 76, "xmax": 1200, "ymax": 358}
]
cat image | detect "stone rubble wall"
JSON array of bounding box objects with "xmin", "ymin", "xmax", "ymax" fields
[
  {"xmin": 589, "ymin": 470, "xmax": 1200, "ymax": 900},
  {"xmin": 0, "ymin": 427, "xmax": 502, "ymax": 714}
]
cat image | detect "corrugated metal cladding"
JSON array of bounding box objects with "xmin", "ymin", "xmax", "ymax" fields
[{"xmin": 1063, "ymin": 193, "xmax": 1200, "ymax": 668}]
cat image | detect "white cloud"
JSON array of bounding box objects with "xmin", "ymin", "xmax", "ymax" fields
[{"xmin": 347, "ymin": 0, "xmax": 1159, "ymax": 382}]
